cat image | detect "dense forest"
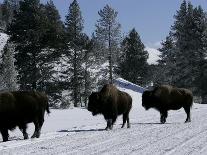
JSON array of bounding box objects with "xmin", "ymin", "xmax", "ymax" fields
[{"xmin": 0, "ymin": 0, "xmax": 207, "ymax": 107}]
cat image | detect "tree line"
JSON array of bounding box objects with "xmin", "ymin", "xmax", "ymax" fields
[
  {"xmin": 0, "ymin": 0, "xmax": 206, "ymax": 107},
  {"xmin": 154, "ymin": 0, "xmax": 207, "ymax": 104}
]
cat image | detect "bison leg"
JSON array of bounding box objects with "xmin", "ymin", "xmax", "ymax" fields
[
  {"xmin": 31, "ymin": 122, "xmax": 41, "ymax": 138},
  {"xmin": 110, "ymin": 115, "xmax": 118, "ymax": 129},
  {"xmin": 184, "ymin": 106, "xmax": 191, "ymax": 123},
  {"xmin": 121, "ymin": 114, "xmax": 127, "ymax": 128},
  {"xmin": 31, "ymin": 118, "xmax": 44, "ymax": 138},
  {"xmin": 1, "ymin": 129, "xmax": 9, "ymax": 142},
  {"xmin": 19, "ymin": 124, "xmax": 28, "ymax": 140},
  {"xmin": 105, "ymin": 119, "xmax": 113, "ymax": 130},
  {"xmin": 112, "ymin": 116, "xmax": 117, "ymax": 125},
  {"xmin": 122, "ymin": 113, "xmax": 130, "ymax": 128},
  {"xmin": 160, "ymin": 111, "xmax": 168, "ymax": 124},
  {"xmin": 160, "ymin": 115, "xmax": 165, "ymax": 124},
  {"xmin": 127, "ymin": 115, "xmax": 130, "ymax": 128}
]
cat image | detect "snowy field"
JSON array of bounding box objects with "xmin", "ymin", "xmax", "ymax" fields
[{"xmin": 0, "ymin": 85, "xmax": 207, "ymax": 155}]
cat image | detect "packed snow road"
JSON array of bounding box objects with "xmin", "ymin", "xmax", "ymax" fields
[{"xmin": 0, "ymin": 88, "xmax": 207, "ymax": 155}]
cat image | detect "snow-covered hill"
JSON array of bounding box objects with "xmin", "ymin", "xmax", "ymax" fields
[
  {"xmin": 0, "ymin": 79, "xmax": 206, "ymax": 155},
  {"xmin": 145, "ymin": 47, "xmax": 160, "ymax": 65}
]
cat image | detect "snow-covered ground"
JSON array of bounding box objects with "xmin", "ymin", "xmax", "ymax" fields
[{"xmin": 0, "ymin": 80, "xmax": 207, "ymax": 155}]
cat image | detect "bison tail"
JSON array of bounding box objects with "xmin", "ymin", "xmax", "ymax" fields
[
  {"xmin": 46, "ymin": 107, "xmax": 50, "ymax": 114},
  {"xmin": 189, "ymin": 96, "xmax": 193, "ymax": 108},
  {"xmin": 46, "ymin": 102, "xmax": 51, "ymax": 114},
  {"xmin": 190, "ymin": 99, "xmax": 193, "ymax": 108}
]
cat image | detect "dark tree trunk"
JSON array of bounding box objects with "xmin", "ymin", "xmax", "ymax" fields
[
  {"xmin": 73, "ymin": 47, "xmax": 78, "ymax": 107},
  {"xmin": 108, "ymin": 25, "xmax": 113, "ymax": 84}
]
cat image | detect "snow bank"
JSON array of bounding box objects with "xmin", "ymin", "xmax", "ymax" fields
[{"xmin": 114, "ymin": 77, "xmax": 145, "ymax": 93}]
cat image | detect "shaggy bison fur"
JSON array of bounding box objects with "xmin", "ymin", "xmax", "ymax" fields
[
  {"xmin": 142, "ymin": 85, "xmax": 193, "ymax": 124},
  {"xmin": 0, "ymin": 91, "xmax": 50, "ymax": 142},
  {"xmin": 88, "ymin": 84, "xmax": 132, "ymax": 130}
]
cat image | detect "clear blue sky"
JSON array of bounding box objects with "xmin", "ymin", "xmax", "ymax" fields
[
  {"xmin": 1, "ymin": 0, "xmax": 207, "ymax": 48},
  {"xmin": 41, "ymin": 0, "xmax": 207, "ymax": 48}
]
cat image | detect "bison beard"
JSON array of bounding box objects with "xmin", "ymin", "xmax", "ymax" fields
[
  {"xmin": 142, "ymin": 85, "xmax": 193, "ymax": 124},
  {"xmin": 0, "ymin": 91, "xmax": 50, "ymax": 142},
  {"xmin": 88, "ymin": 84, "xmax": 132, "ymax": 130}
]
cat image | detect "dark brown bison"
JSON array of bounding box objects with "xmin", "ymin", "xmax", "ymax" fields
[
  {"xmin": 88, "ymin": 84, "xmax": 132, "ymax": 130},
  {"xmin": 142, "ymin": 85, "xmax": 193, "ymax": 124},
  {"xmin": 0, "ymin": 91, "xmax": 50, "ymax": 142}
]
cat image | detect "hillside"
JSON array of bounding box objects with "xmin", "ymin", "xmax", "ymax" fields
[
  {"xmin": 0, "ymin": 79, "xmax": 206, "ymax": 154},
  {"xmin": 145, "ymin": 47, "xmax": 160, "ymax": 65}
]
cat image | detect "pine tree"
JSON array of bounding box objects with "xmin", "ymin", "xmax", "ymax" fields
[
  {"xmin": 90, "ymin": 32, "xmax": 107, "ymax": 64},
  {"xmin": 0, "ymin": 4, "xmax": 4, "ymax": 29},
  {"xmin": 166, "ymin": 1, "xmax": 207, "ymax": 103},
  {"xmin": 65, "ymin": 0, "xmax": 84, "ymax": 107},
  {"xmin": 95, "ymin": 4, "xmax": 121, "ymax": 84},
  {"xmin": 39, "ymin": 0, "xmax": 65, "ymax": 105},
  {"xmin": 191, "ymin": 6, "xmax": 207, "ymax": 102},
  {"xmin": 1, "ymin": 0, "xmax": 13, "ymax": 29},
  {"xmin": 8, "ymin": 0, "xmax": 21, "ymax": 10},
  {"xmin": 42, "ymin": 0, "xmax": 64, "ymax": 48},
  {"xmin": 171, "ymin": 1, "xmax": 196, "ymax": 89},
  {"xmin": 81, "ymin": 34, "xmax": 95, "ymax": 107},
  {"xmin": 1, "ymin": 41, "xmax": 18, "ymax": 91},
  {"xmin": 8, "ymin": 0, "xmax": 65, "ymax": 108},
  {"xmin": 8, "ymin": 0, "xmax": 49, "ymax": 90},
  {"xmin": 0, "ymin": 46, "xmax": 5, "ymax": 90},
  {"xmin": 200, "ymin": 61, "xmax": 207, "ymax": 104},
  {"xmin": 156, "ymin": 32, "xmax": 176, "ymax": 85},
  {"xmin": 1, "ymin": 0, "xmax": 20, "ymax": 29},
  {"xmin": 118, "ymin": 28, "xmax": 148, "ymax": 85}
]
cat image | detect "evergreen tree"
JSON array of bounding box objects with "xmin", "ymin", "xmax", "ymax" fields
[
  {"xmin": 162, "ymin": 1, "xmax": 207, "ymax": 103},
  {"xmin": 39, "ymin": 0, "xmax": 65, "ymax": 105},
  {"xmin": 171, "ymin": 1, "xmax": 197, "ymax": 89},
  {"xmin": 81, "ymin": 34, "xmax": 95, "ymax": 107},
  {"xmin": 171, "ymin": 1, "xmax": 207, "ymax": 95},
  {"xmin": 42, "ymin": 0, "xmax": 64, "ymax": 48},
  {"xmin": 1, "ymin": 41, "xmax": 18, "ymax": 91},
  {"xmin": 118, "ymin": 28, "xmax": 148, "ymax": 86},
  {"xmin": 65, "ymin": 0, "xmax": 84, "ymax": 107},
  {"xmin": 0, "ymin": 42, "xmax": 5, "ymax": 90},
  {"xmin": 1, "ymin": 0, "xmax": 13, "ymax": 29},
  {"xmin": 192, "ymin": 6, "xmax": 207, "ymax": 102},
  {"xmin": 8, "ymin": 0, "xmax": 49, "ymax": 90},
  {"xmin": 156, "ymin": 32, "xmax": 176, "ymax": 85},
  {"xmin": 0, "ymin": 4, "xmax": 4, "ymax": 29},
  {"xmin": 8, "ymin": 0, "xmax": 66, "ymax": 108},
  {"xmin": 87, "ymin": 33, "xmax": 110, "ymax": 89},
  {"xmin": 0, "ymin": 0, "xmax": 20, "ymax": 29},
  {"xmin": 90, "ymin": 32, "xmax": 107, "ymax": 64},
  {"xmin": 95, "ymin": 4, "xmax": 121, "ymax": 84},
  {"xmin": 200, "ymin": 60, "xmax": 207, "ymax": 104}
]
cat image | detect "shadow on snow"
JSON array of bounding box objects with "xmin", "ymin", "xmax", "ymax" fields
[{"xmin": 58, "ymin": 128, "xmax": 105, "ymax": 133}]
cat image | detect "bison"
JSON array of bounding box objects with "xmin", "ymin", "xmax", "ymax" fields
[
  {"xmin": 0, "ymin": 91, "xmax": 50, "ymax": 142},
  {"xmin": 142, "ymin": 85, "xmax": 193, "ymax": 124},
  {"xmin": 88, "ymin": 84, "xmax": 132, "ymax": 130}
]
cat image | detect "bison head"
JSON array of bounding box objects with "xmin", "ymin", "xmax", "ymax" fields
[
  {"xmin": 88, "ymin": 92, "xmax": 102, "ymax": 116},
  {"xmin": 142, "ymin": 90, "xmax": 154, "ymax": 110}
]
